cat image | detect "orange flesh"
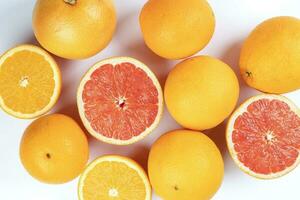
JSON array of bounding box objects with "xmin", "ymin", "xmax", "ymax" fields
[
  {"xmin": 0, "ymin": 50, "xmax": 55, "ymax": 114},
  {"xmin": 232, "ymin": 99, "xmax": 300, "ymax": 174},
  {"xmin": 82, "ymin": 161, "xmax": 147, "ymax": 200},
  {"xmin": 82, "ymin": 62, "xmax": 159, "ymax": 140}
]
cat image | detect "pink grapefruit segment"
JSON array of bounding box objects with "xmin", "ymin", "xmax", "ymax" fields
[
  {"xmin": 227, "ymin": 94, "xmax": 300, "ymax": 179},
  {"xmin": 77, "ymin": 57, "xmax": 163, "ymax": 145}
]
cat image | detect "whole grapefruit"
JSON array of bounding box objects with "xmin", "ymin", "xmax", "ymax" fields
[
  {"xmin": 148, "ymin": 130, "xmax": 224, "ymax": 200},
  {"xmin": 240, "ymin": 16, "xmax": 300, "ymax": 93},
  {"xmin": 164, "ymin": 56, "xmax": 239, "ymax": 130},
  {"xmin": 32, "ymin": 0, "xmax": 116, "ymax": 59},
  {"xmin": 139, "ymin": 0, "xmax": 215, "ymax": 59},
  {"xmin": 20, "ymin": 114, "xmax": 89, "ymax": 184}
]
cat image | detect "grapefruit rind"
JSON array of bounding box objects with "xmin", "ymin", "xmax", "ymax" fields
[
  {"xmin": 78, "ymin": 155, "xmax": 152, "ymax": 200},
  {"xmin": 77, "ymin": 57, "xmax": 163, "ymax": 145},
  {"xmin": 0, "ymin": 45, "xmax": 61, "ymax": 119},
  {"xmin": 226, "ymin": 94, "xmax": 300, "ymax": 179}
]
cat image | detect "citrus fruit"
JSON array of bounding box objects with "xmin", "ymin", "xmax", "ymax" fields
[
  {"xmin": 240, "ymin": 16, "xmax": 300, "ymax": 94},
  {"xmin": 78, "ymin": 155, "xmax": 151, "ymax": 200},
  {"xmin": 33, "ymin": 0, "xmax": 116, "ymax": 59},
  {"xmin": 164, "ymin": 56, "xmax": 239, "ymax": 130},
  {"xmin": 139, "ymin": 0, "xmax": 215, "ymax": 59},
  {"xmin": 148, "ymin": 130, "xmax": 224, "ymax": 200},
  {"xmin": 227, "ymin": 94, "xmax": 300, "ymax": 179},
  {"xmin": 77, "ymin": 57, "xmax": 163, "ymax": 145},
  {"xmin": 20, "ymin": 114, "xmax": 89, "ymax": 184},
  {"xmin": 0, "ymin": 45, "xmax": 61, "ymax": 119}
]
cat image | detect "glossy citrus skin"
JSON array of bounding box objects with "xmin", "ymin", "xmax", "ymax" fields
[
  {"xmin": 164, "ymin": 56, "xmax": 239, "ymax": 130},
  {"xmin": 240, "ymin": 16, "xmax": 300, "ymax": 94},
  {"xmin": 33, "ymin": 0, "xmax": 116, "ymax": 59},
  {"xmin": 20, "ymin": 114, "xmax": 89, "ymax": 184},
  {"xmin": 148, "ymin": 130, "xmax": 224, "ymax": 200},
  {"xmin": 139, "ymin": 0, "xmax": 215, "ymax": 59}
]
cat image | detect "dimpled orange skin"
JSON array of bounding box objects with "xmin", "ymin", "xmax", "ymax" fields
[
  {"xmin": 20, "ymin": 114, "xmax": 89, "ymax": 184},
  {"xmin": 148, "ymin": 130, "xmax": 224, "ymax": 200},
  {"xmin": 240, "ymin": 16, "xmax": 300, "ymax": 94},
  {"xmin": 164, "ymin": 56, "xmax": 239, "ymax": 130},
  {"xmin": 32, "ymin": 0, "xmax": 116, "ymax": 59},
  {"xmin": 139, "ymin": 0, "xmax": 215, "ymax": 60}
]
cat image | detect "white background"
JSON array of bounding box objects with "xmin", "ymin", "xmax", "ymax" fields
[{"xmin": 0, "ymin": 0, "xmax": 300, "ymax": 199}]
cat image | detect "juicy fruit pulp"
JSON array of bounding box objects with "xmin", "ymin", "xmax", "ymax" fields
[
  {"xmin": 20, "ymin": 114, "xmax": 89, "ymax": 184},
  {"xmin": 0, "ymin": 45, "xmax": 61, "ymax": 119},
  {"xmin": 148, "ymin": 130, "xmax": 224, "ymax": 200},
  {"xmin": 33, "ymin": 0, "xmax": 116, "ymax": 59},
  {"xmin": 164, "ymin": 56, "xmax": 239, "ymax": 130},
  {"xmin": 78, "ymin": 155, "xmax": 151, "ymax": 200},
  {"xmin": 227, "ymin": 95, "xmax": 300, "ymax": 179},
  {"xmin": 139, "ymin": 0, "xmax": 215, "ymax": 59},
  {"xmin": 77, "ymin": 57, "xmax": 163, "ymax": 145},
  {"xmin": 240, "ymin": 16, "xmax": 300, "ymax": 93}
]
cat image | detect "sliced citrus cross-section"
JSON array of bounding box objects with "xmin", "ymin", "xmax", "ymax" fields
[
  {"xmin": 0, "ymin": 45, "xmax": 61, "ymax": 119},
  {"xmin": 78, "ymin": 155, "xmax": 151, "ymax": 200},
  {"xmin": 77, "ymin": 57, "xmax": 163, "ymax": 145},
  {"xmin": 227, "ymin": 94, "xmax": 300, "ymax": 179}
]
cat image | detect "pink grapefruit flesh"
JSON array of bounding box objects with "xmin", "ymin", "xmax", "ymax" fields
[
  {"xmin": 77, "ymin": 57, "xmax": 163, "ymax": 145},
  {"xmin": 227, "ymin": 94, "xmax": 300, "ymax": 179}
]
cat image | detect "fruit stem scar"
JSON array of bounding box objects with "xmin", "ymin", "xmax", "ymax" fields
[
  {"xmin": 63, "ymin": 0, "xmax": 76, "ymax": 5},
  {"xmin": 46, "ymin": 153, "xmax": 51, "ymax": 159},
  {"xmin": 19, "ymin": 76, "xmax": 29, "ymax": 88},
  {"xmin": 245, "ymin": 71, "xmax": 252, "ymax": 78},
  {"xmin": 174, "ymin": 185, "xmax": 179, "ymax": 191}
]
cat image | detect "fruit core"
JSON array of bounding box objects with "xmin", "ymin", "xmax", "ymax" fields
[
  {"xmin": 115, "ymin": 97, "xmax": 127, "ymax": 110},
  {"xmin": 19, "ymin": 76, "xmax": 29, "ymax": 88},
  {"xmin": 108, "ymin": 188, "xmax": 119, "ymax": 197},
  {"xmin": 264, "ymin": 131, "xmax": 276, "ymax": 143}
]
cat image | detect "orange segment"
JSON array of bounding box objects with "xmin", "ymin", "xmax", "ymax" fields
[
  {"xmin": 78, "ymin": 155, "xmax": 151, "ymax": 200},
  {"xmin": 0, "ymin": 45, "xmax": 61, "ymax": 119}
]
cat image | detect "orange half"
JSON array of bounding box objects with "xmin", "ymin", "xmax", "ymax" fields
[
  {"xmin": 78, "ymin": 155, "xmax": 152, "ymax": 200},
  {"xmin": 0, "ymin": 45, "xmax": 61, "ymax": 119}
]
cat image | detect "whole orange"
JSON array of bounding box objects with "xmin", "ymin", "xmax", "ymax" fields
[
  {"xmin": 32, "ymin": 0, "xmax": 116, "ymax": 59},
  {"xmin": 19, "ymin": 114, "xmax": 89, "ymax": 184},
  {"xmin": 140, "ymin": 0, "xmax": 215, "ymax": 59},
  {"xmin": 240, "ymin": 16, "xmax": 300, "ymax": 93},
  {"xmin": 164, "ymin": 56, "xmax": 239, "ymax": 130},
  {"xmin": 148, "ymin": 130, "xmax": 224, "ymax": 200}
]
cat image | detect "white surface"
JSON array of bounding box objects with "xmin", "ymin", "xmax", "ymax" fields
[{"xmin": 0, "ymin": 0, "xmax": 299, "ymax": 199}]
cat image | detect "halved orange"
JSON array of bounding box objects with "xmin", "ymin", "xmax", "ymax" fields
[
  {"xmin": 0, "ymin": 45, "xmax": 61, "ymax": 119},
  {"xmin": 78, "ymin": 155, "xmax": 151, "ymax": 200}
]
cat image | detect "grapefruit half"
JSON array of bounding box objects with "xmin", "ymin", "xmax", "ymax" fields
[
  {"xmin": 227, "ymin": 94, "xmax": 300, "ymax": 179},
  {"xmin": 77, "ymin": 57, "xmax": 163, "ymax": 145}
]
